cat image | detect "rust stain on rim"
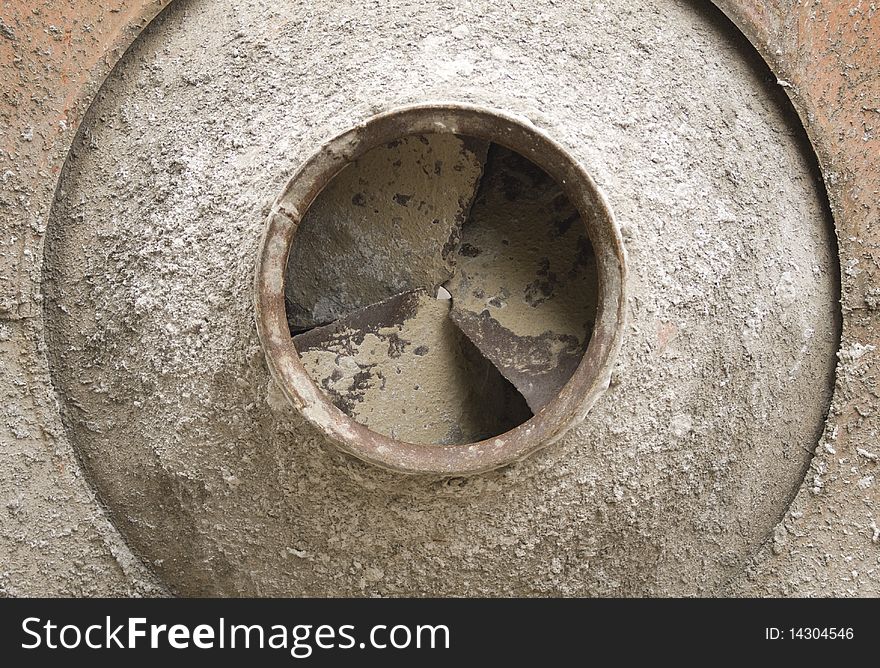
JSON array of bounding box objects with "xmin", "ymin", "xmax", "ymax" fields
[{"xmin": 254, "ymin": 103, "xmax": 628, "ymax": 474}]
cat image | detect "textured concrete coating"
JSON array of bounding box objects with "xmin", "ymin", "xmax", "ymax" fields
[
  {"xmin": 447, "ymin": 145, "xmax": 598, "ymax": 412},
  {"xmin": 293, "ymin": 290, "xmax": 530, "ymax": 445},
  {"xmin": 285, "ymin": 133, "xmax": 486, "ymax": 330},
  {"xmin": 36, "ymin": 0, "xmax": 841, "ymax": 596}
]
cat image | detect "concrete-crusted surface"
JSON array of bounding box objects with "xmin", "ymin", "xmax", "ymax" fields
[
  {"xmin": 0, "ymin": 0, "xmax": 169, "ymax": 596},
  {"xmin": 285, "ymin": 134, "xmax": 486, "ymax": 330},
  {"xmin": 446, "ymin": 145, "xmax": 598, "ymax": 411},
  {"xmin": 713, "ymin": 0, "xmax": 880, "ymax": 599},
  {"xmin": 0, "ymin": 320, "xmax": 165, "ymax": 597},
  {"xmin": 294, "ymin": 290, "xmax": 530, "ymax": 445},
  {"xmin": 34, "ymin": 0, "xmax": 843, "ymax": 596}
]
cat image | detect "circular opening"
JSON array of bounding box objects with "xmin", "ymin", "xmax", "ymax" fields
[{"xmin": 255, "ymin": 103, "xmax": 626, "ymax": 474}]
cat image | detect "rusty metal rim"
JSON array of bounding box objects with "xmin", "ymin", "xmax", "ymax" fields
[{"xmin": 254, "ymin": 103, "xmax": 628, "ymax": 475}]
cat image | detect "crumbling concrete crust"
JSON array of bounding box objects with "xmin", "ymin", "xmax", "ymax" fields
[{"xmin": 3, "ymin": 0, "xmax": 872, "ymax": 598}]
